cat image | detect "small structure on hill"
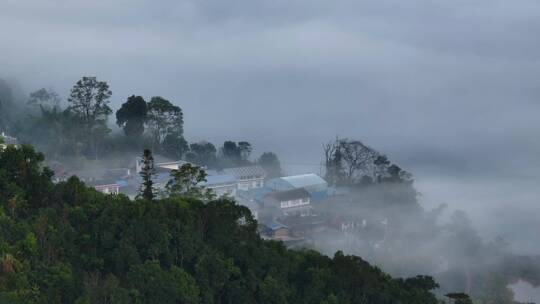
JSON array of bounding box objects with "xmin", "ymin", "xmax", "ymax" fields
[
  {"xmin": 259, "ymin": 220, "xmax": 290, "ymax": 241},
  {"xmin": 263, "ymin": 188, "xmax": 312, "ymax": 217},
  {"xmin": 90, "ymin": 180, "xmax": 121, "ymax": 195},
  {"xmin": 135, "ymin": 154, "xmax": 190, "ymax": 173}
]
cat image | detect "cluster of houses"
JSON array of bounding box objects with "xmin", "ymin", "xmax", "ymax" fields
[
  {"xmin": 0, "ymin": 132, "xmax": 383, "ymax": 248},
  {"xmin": 46, "ymin": 152, "xmax": 377, "ymax": 247}
]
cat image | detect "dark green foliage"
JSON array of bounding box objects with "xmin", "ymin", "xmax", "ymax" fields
[
  {"xmin": 166, "ymin": 163, "xmax": 213, "ymax": 200},
  {"xmin": 185, "ymin": 141, "xmax": 218, "ymax": 168},
  {"xmin": 138, "ymin": 149, "xmax": 155, "ymax": 201},
  {"xmin": 218, "ymin": 140, "xmax": 252, "ymax": 168},
  {"xmin": 258, "ymin": 152, "xmax": 283, "ymax": 178},
  {"xmin": 0, "ymin": 145, "xmax": 440, "ymax": 303},
  {"xmin": 146, "ymin": 96, "xmax": 183, "ymax": 147},
  {"xmin": 67, "ymin": 76, "xmax": 113, "ymax": 159},
  {"xmin": 445, "ymin": 292, "xmax": 473, "ymax": 304},
  {"xmin": 68, "ymin": 77, "xmax": 112, "ymax": 123},
  {"xmin": 220, "ymin": 141, "xmax": 242, "ymax": 165},
  {"xmin": 116, "ymin": 95, "xmax": 148, "ymax": 139},
  {"xmin": 14, "ymin": 107, "xmax": 85, "ymax": 158},
  {"xmin": 127, "ymin": 261, "xmax": 200, "ymax": 303},
  {"xmin": 162, "ymin": 133, "xmax": 188, "ymax": 159}
]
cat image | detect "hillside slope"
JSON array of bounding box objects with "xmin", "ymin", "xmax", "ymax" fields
[{"xmin": 0, "ymin": 145, "xmax": 439, "ymax": 303}]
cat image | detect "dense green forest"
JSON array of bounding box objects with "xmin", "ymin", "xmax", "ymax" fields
[{"xmin": 0, "ymin": 144, "xmax": 443, "ymax": 303}]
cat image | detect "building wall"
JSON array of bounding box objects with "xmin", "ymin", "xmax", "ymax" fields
[
  {"xmin": 273, "ymin": 228, "xmax": 289, "ymax": 239},
  {"xmin": 209, "ymin": 184, "xmax": 237, "ymax": 197},
  {"xmin": 266, "ymin": 177, "xmax": 327, "ymax": 194},
  {"xmin": 95, "ymin": 185, "xmax": 120, "ymax": 194},
  {"xmin": 279, "ymin": 197, "xmax": 310, "ymax": 209},
  {"xmin": 283, "ymin": 207, "xmax": 311, "ymax": 217},
  {"xmin": 238, "ymin": 178, "xmax": 264, "ymax": 191}
]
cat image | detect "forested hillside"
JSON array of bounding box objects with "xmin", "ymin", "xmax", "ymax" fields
[{"xmin": 0, "ymin": 144, "xmax": 440, "ymax": 303}]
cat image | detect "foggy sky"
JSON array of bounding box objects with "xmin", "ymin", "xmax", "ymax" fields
[{"xmin": 1, "ymin": 0, "xmax": 540, "ymax": 258}]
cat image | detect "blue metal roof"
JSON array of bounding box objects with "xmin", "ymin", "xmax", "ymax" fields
[
  {"xmin": 280, "ymin": 174, "xmax": 327, "ymax": 188},
  {"xmin": 266, "ymin": 220, "xmax": 288, "ymax": 230},
  {"xmin": 199, "ymin": 174, "xmax": 237, "ymax": 186}
]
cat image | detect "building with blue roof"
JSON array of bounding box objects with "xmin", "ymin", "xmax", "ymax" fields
[
  {"xmin": 266, "ymin": 173, "xmax": 328, "ymax": 194},
  {"xmin": 199, "ymin": 174, "xmax": 238, "ymax": 197}
]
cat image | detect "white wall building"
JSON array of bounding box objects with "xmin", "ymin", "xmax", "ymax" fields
[
  {"xmin": 223, "ymin": 166, "xmax": 266, "ymax": 191},
  {"xmin": 263, "ymin": 188, "xmax": 312, "ymax": 217}
]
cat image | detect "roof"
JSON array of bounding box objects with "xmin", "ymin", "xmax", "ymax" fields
[
  {"xmin": 94, "ymin": 184, "xmax": 120, "ymax": 190},
  {"xmin": 267, "ymin": 188, "xmax": 310, "ymax": 201},
  {"xmin": 152, "ymin": 154, "xmax": 177, "ymax": 164},
  {"xmin": 265, "ymin": 220, "xmax": 288, "ymax": 230},
  {"xmin": 223, "ymin": 165, "xmax": 265, "ymax": 179},
  {"xmin": 199, "ymin": 174, "xmax": 237, "ymax": 187},
  {"xmin": 157, "ymin": 161, "xmax": 191, "ymax": 171},
  {"xmin": 280, "ymin": 174, "xmax": 327, "ymax": 188},
  {"xmin": 237, "ymin": 187, "xmax": 274, "ymax": 202},
  {"xmin": 136, "ymin": 154, "xmax": 190, "ymax": 173},
  {"xmin": 86, "ymin": 176, "xmax": 129, "ymax": 187}
]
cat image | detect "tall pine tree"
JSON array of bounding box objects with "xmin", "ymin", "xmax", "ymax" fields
[{"xmin": 138, "ymin": 149, "xmax": 156, "ymax": 201}]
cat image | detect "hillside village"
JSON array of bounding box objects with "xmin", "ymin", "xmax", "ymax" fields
[
  {"xmin": 2, "ymin": 128, "xmax": 400, "ymax": 254},
  {"xmin": 4, "ymin": 128, "xmax": 539, "ymax": 304},
  {"xmin": 61, "ymin": 155, "xmax": 366, "ymax": 248},
  {"xmin": 0, "ymin": 76, "xmax": 394, "ymax": 255},
  {"xmin": 2, "ymin": 76, "xmax": 536, "ymax": 303},
  {"xmin": 1, "ymin": 131, "xmax": 374, "ymax": 250}
]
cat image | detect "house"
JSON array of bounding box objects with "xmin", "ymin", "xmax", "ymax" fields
[
  {"xmin": 235, "ymin": 187, "xmax": 274, "ymax": 220},
  {"xmin": 278, "ymin": 215, "xmax": 327, "ymax": 238},
  {"xmin": 223, "ymin": 165, "xmax": 266, "ymax": 191},
  {"xmin": 88, "ymin": 179, "xmax": 121, "ymax": 195},
  {"xmin": 199, "ymin": 174, "xmax": 237, "ymax": 198},
  {"xmin": 263, "ymin": 188, "xmax": 312, "ymax": 217},
  {"xmin": 266, "ymin": 173, "xmax": 327, "ymax": 195},
  {"xmin": 93, "ymin": 183, "xmax": 121, "ymax": 195},
  {"xmin": 135, "ymin": 155, "xmax": 190, "ymax": 174},
  {"xmin": 259, "ymin": 220, "xmax": 290, "ymax": 241},
  {"xmin": 236, "ymin": 187, "xmax": 273, "ymax": 204}
]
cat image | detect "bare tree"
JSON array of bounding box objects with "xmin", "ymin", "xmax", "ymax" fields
[
  {"xmin": 323, "ymin": 137, "xmax": 343, "ymax": 186},
  {"xmin": 339, "ymin": 140, "xmax": 379, "ymax": 181},
  {"xmin": 323, "ymin": 137, "xmax": 410, "ymax": 185}
]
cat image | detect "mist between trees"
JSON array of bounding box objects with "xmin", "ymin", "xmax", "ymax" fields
[{"xmin": 0, "ymin": 76, "xmax": 539, "ymax": 303}]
